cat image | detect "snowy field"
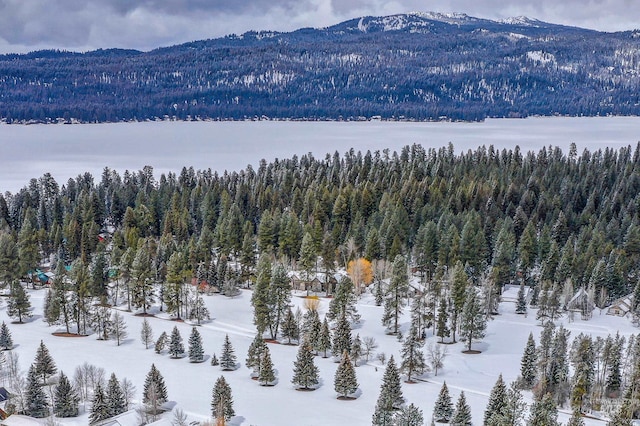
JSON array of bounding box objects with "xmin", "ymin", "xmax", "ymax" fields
[
  {"xmin": 2, "ymin": 284, "xmax": 636, "ymax": 425},
  {"xmin": 1, "ymin": 116, "xmax": 640, "ymax": 193}
]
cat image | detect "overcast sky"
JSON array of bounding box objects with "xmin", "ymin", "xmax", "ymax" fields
[{"xmin": 0, "ymin": 0, "xmax": 637, "ymax": 54}]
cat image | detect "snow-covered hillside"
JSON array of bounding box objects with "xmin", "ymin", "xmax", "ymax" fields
[{"xmin": 2, "ymin": 284, "xmax": 636, "ymax": 425}]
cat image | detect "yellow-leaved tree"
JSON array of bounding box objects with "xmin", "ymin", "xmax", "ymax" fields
[{"xmin": 347, "ymin": 258, "xmax": 373, "ymax": 295}]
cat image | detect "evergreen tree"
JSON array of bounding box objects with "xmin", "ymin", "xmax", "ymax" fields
[
  {"xmin": 433, "ymin": 382, "xmax": 454, "ymax": 423},
  {"xmin": 246, "ymin": 333, "xmax": 267, "ymax": 374},
  {"xmin": 380, "ymin": 355, "xmax": 404, "ymax": 409},
  {"xmin": 317, "ymin": 318, "xmax": 332, "ymax": 358},
  {"xmin": 0, "ymin": 321, "xmax": 14, "ymax": 350},
  {"xmin": 515, "ymin": 282, "xmax": 527, "ymax": 314},
  {"xmin": 393, "ymin": 403, "xmax": 424, "ymax": 426},
  {"xmin": 498, "ymin": 382, "xmax": 526, "ymax": 426},
  {"xmin": 334, "ymin": 351, "xmax": 358, "ymax": 398},
  {"xmin": 302, "ymin": 308, "xmax": 321, "ymax": 351},
  {"xmin": 327, "ymin": 276, "xmax": 361, "ymax": 324},
  {"xmin": 155, "ymin": 331, "xmax": 167, "ymax": 354},
  {"xmin": 449, "ymin": 261, "xmax": 469, "ymax": 343},
  {"xmin": 131, "ymin": 242, "xmax": 154, "ymax": 315},
  {"xmin": 520, "ymin": 332, "xmax": 537, "ymax": 389},
  {"xmin": 292, "ymin": 339, "xmax": 319, "ymax": 390},
  {"xmin": 89, "ymin": 383, "xmax": 110, "ymax": 424},
  {"xmin": 450, "ymin": 391, "xmax": 472, "ymax": 426},
  {"xmin": 24, "ymin": 363, "xmax": 49, "ymax": 418},
  {"xmin": 527, "ymin": 393, "xmax": 559, "ymax": 426},
  {"xmin": 484, "ymin": 374, "xmax": 507, "ymax": 425},
  {"xmin": 7, "ymin": 280, "xmax": 32, "ymax": 323},
  {"xmin": 211, "ymin": 353, "xmax": 219, "ymax": 366},
  {"xmin": 280, "ymin": 307, "xmax": 299, "ymax": 345},
  {"xmin": 332, "ymin": 314, "xmax": 352, "ymax": 360},
  {"xmin": 53, "ymin": 371, "xmax": 79, "ymax": 417},
  {"xmin": 299, "ymin": 231, "xmax": 317, "ymax": 281},
  {"xmin": 188, "ymin": 294, "xmax": 210, "ymax": 325},
  {"xmin": 220, "ymin": 334, "xmax": 237, "ymax": 371},
  {"xmin": 570, "ymin": 334, "xmax": 595, "ymax": 412},
  {"xmin": 211, "ymin": 375, "xmax": 235, "ymax": 421},
  {"xmin": 382, "ymin": 255, "xmax": 409, "ymax": 334},
  {"xmin": 567, "ymin": 407, "xmax": 585, "ymax": 426},
  {"xmin": 168, "ymin": 326, "xmax": 185, "ymax": 358},
  {"xmin": 436, "ymin": 297, "xmax": 450, "ymax": 343},
  {"xmin": 140, "ymin": 318, "xmax": 154, "ymax": 349},
  {"xmin": 106, "ymin": 373, "xmax": 127, "ymax": 417},
  {"xmin": 110, "ymin": 310, "xmax": 128, "ymax": 346},
  {"xmin": 251, "ymin": 255, "xmax": 272, "ymax": 336},
  {"xmin": 351, "ymin": 333, "xmax": 363, "ymax": 366},
  {"xmin": 33, "ymin": 340, "xmax": 57, "ymax": 384},
  {"xmin": 143, "ymin": 364, "xmax": 168, "ymax": 406},
  {"xmin": 188, "ymin": 327, "xmax": 205, "ymax": 363},
  {"xmin": 267, "ymin": 263, "xmax": 291, "ymax": 339},
  {"xmin": 258, "ymin": 346, "xmax": 276, "ymax": 386},
  {"xmin": 43, "ymin": 288, "xmax": 60, "ymax": 326},
  {"xmin": 606, "ymin": 400, "xmax": 633, "ymax": 426},
  {"xmin": 400, "ymin": 326, "xmax": 426, "ymax": 382},
  {"xmin": 459, "ymin": 287, "xmax": 487, "ymax": 352}
]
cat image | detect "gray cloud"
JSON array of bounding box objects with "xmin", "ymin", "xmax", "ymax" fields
[{"xmin": 0, "ymin": 0, "xmax": 637, "ymax": 54}]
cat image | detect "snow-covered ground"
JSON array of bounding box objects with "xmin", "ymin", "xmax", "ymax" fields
[{"xmin": 2, "ymin": 284, "xmax": 636, "ymax": 425}]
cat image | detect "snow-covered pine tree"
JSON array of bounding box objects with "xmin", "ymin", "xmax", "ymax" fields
[
  {"xmin": 53, "ymin": 370, "xmax": 79, "ymax": 417},
  {"xmin": 251, "ymin": 255, "xmax": 272, "ymax": 336},
  {"xmin": 143, "ymin": 364, "xmax": 168, "ymax": 409},
  {"xmin": 351, "ymin": 334, "xmax": 363, "ymax": 366},
  {"xmin": 527, "ymin": 393, "xmax": 560, "ymax": 426},
  {"xmin": 516, "ymin": 282, "xmax": 527, "ymax": 314},
  {"xmin": 317, "ymin": 318, "xmax": 332, "ymax": 358},
  {"xmin": 606, "ymin": 399, "xmax": 633, "ymax": 426},
  {"xmin": 280, "ymin": 307, "xmax": 299, "ymax": 345},
  {"xmin": 372, "ymin": 399, "xmax": 394, "ymax": 426},
  {"xmin": 291, "ymin": 339, "xmax": 319, "ymax": 390},
  {"xmin": 89, "ymin": 383, "xmax": 110, "ymax": 424},
  {"xmin": 211, "ymin": 353, "xmax": 219, "ymax": 366},
  {"xmin": 567, "ymin": 407, "xmax": 585, "ymax": 426},
  {"xmin": 520, "ymin": 332, "xmax": 537, "ymax": 389},
  {"xmin": 393, "ymin": 403, "xmax": 424, "ymax": 426},
  {"xmin": 43, "ymin": 288, "xmax": 60, "ymax": 326},
  {"xmin": 459, "ymin": 287, "xmax": 487, "ymax": 352},
  {"xmin": 258, "ymin": 346, "xmax": 276, "ymax": 386},
  {"xmin": 220, "ymin": 334, "xmax": 237, "ymax": 371},
  {"xmin": 33, "ymin": 340, "xmax": 57, "ymax": 384},
  {"xmin": 24, "ymin": 363, "xmax": 49, "ymax": 418},
  {"xmin": 0, "ymin": 321, "xmax": 13, "ymax": 350},
  {"xmin": 380, "ymin": 355, "xmax": 404, "ymax": 409},
  {"xmin": 245, "ymin": 334, "xmax": 267, "ymax": 374},
  {"xmin": 401, "ymin": 326, "xmax": 426, "ymax": 382},
  {"xmin": 140, "ymin": 318, "xmax": 154, "ymax": 349},
  {"xmin": 381, "ymin": 255, "xmax": 409, "ymax": 334},
  {"xmin": 334, "ymin": 351, "xmax": 358, "ymax": 399},
  {"xmin": 7, "ymin": 280, "xmax": 32, "ymax": 323},
  {"xmin": 189, "ymin": 294, "xmax": 210, "ymax": 325},
  {"xmin": 327, "ymin": 276, "xmax": 361, "ymax": 324},
  {"xmin": 211, "ymin": 375, "xmax": 235, "ymax": 421},
  {"xmin": 435, "ymin": 297, "xmax": 450, "ymax": 343},
  {"xmin": 155, "ymin": 331, "xmax": 167, "ymax": 354},
  {"xmin": 106, "ymin": 372, "xmax": 126, "ymax": 417},
  {"xmin": 450, "ymin": 391, "xmax": 472, "ymax": 426},
  {"xmin": 484, "ymin": 374, "xmax": 507, "ymax": 425},
  {"xmin": 188, "ymin": 327, "xmax": 205, "ymax": 363},
  {"xmin": 168, "ymin": 326, "xmax": 185, "ymax": 359},
  {"xmin": 433, "ymin": 381, "xmax": 453, "ymax": 423},
  {"xmin": 267, "ymin": 263, "xmax": 291, "ymax": 340},
  {"xmin": 332, "ymin": 313, "xmax": 352, "ymax": 361},
  {"xmin": 110, "ymin": 311, "xmax": 128, "ymax": 346},
  {"xmin": 497, "ymin": 381, "xmax": 526, "ymax": 426}
]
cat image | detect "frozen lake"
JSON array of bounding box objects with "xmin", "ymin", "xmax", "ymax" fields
[{"xmin": 1, "ymin": 117, "xmax": 639, "ymax": 193}]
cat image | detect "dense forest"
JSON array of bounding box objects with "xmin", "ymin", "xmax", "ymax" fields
[{"xmin": 1, "ymin": 12, "xmax": 640, "ymax": 123}]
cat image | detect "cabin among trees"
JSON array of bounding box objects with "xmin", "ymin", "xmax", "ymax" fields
[{"xmin": 607, "ymin": 295, "xmax": 634, "ymax": 317}]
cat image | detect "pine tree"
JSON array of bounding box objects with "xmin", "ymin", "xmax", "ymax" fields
[
  {"xmin": 168, "ymin": 326, "xmax": 185, "ymax": 358},
  {"xmin": 332, "ymin": 314, "xmax": 352, "ymax": 360},
  {"xmin": 291, "ymin": 339, "xmax": 319, "ymax": 390},
  {"xmin": 188, "ymin": 327, "xmax": 205, "ymax": 363},
  {"xmin": 43, "ymin": 288, "xmax": 60, "ymax": 326},
  {"xmin": 106, "ymin": 373, "xmax": 126, "ymax": 417},
  {"xmin": 33, "ymin": 340, "xmax": 57, "ymax": 384},
  {"xmin": 520, "ymin": 332, "xmax": 537, "ymax": 389},
  {"xmin": 393, "ymin": 403, "xmax": 424, "ymax": 426},
  {"xmin": 89, "ymin": 383, "xmax": 110, "ymax": 424},
  {"xmin": 189, "ymin": 294, "xmax": 210, "ymax": 325},
  {"xmin": 280, "ymin": 307, "xmax": 299, "ymax": 345},
  {"xmin": 24, "ymin": 363, "xmax": 49, "ymax": 418},
  {"xmin": 246, "ymin": 334, "xmax": 267, "ymax": 374},
  {"xmin": 327, "ymin": 276, "xmax": 361, "ymax": 324},
  {"xmin": 317, "ymin": 318, "xmax": 332, "ymax": 358},
  {"xmin": 567, "ymin": 407, "xmax": 585, "ymax": 426},
  {"xmin": 267, "ymin": 263, "xmax": 291, "ymax": 339},
  {"xmin": 53, "ymin": 371, "xmax": 79, "ymax": 417},
  {"xmin": 351, "ymin": 334, "xmax": 363, "ymax": 366},
  {"xmin": 498, "ymin": 381, "xmax": 526, "ymax": 426},
  {"xmin": 334, "ymin": 351, "xmax": 358, "ymax": 398},
  {"xmin": 607, "ymin": 400, "xmax": 633, "ymax": 426},
  {"xmin": 433, "ymin": 382, "xmax": 454, "ymax": 423},
  {"xmin": 449, "ymin": 261, "xmax": 469, "ymax": 343},
  {"xmin": 7, "ymin": 280, "xmax": 32, "ymax": 323},
  {"xmin": 484, "ymin": 374, "xmax": 507, "ymax": 425},
  {"xmin": 110, "ymin": 310, "xmax": 128, "ymax": 346},
  {"xmin": 516, "ymin": 282, "xmax": 527, "ymax": 314},
  {"xmin": 220, "ymin": 334, "xmax": 237, "ymax": 371},
  {"xmin": 302, "ymin": 308, "xmax": 321, "ymax": 351},
  {"xmin": 131, "ymin": 242, "xmax": 154, "ymax": 315},
  {"xmin": 527, "ymin": 393, "xmax": 560, "ymax": 426},
  {"xmin": 140, "ymin": 318, "xmax": 154, "ymax": 349},
  {"xmin": 400, "ymin": 326, "xmax": 426, "ymax": 382},
  {"xmin": 450, "ymin": 391, "xmax": 472, "ymax": 426},
  {"xmin": 143, "ymin": 364, "xmax": 168, "ymax": 406},
  {"xmin": 211, "ymin": 375, "xmax": 235, "ymax": 421},
  {"xmin": 459, "ymin": 287, "xmax": 487, "ymax": 352},
  {"xmin": 436, "ymin": 297, "xmax": 450, "ymax": 343},
  {"xmin": 251, "ymin": 255, "xmax": 272, "ymax": 336},
  {"xmin": 381, "ymin": 255, "xmax": 409, "ymax": 334},
  {"xmin": 155, "ymin": 331, "xmax": 167, "ymax": 354},
  {"xmin": 378, "ymin": 355, "xmax": 404, "ymax": 410},
  {"xmin": 211, "ymin": 353, "xmax": 219, "ymax": 366},
  {"xmin": 258, "ymin": 346, "xmax": 276, "ymax": 386},
  {"xmin": 0, "ymin": 321, "xmax": 13, "ymax": 350}
]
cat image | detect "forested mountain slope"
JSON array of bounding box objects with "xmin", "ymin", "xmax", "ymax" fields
[{"xmin": 1, "ymin": 12, "xmax": 640, "ymax": 122}]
